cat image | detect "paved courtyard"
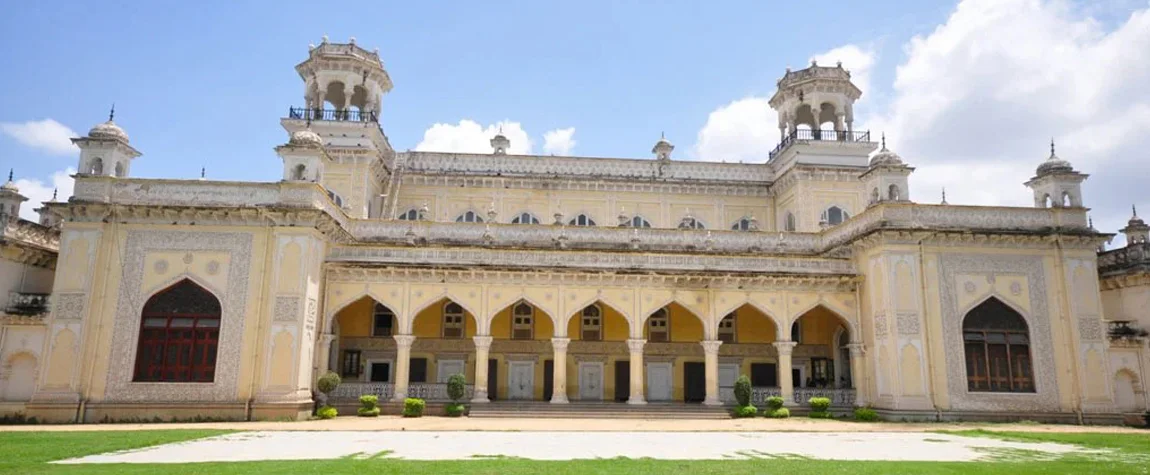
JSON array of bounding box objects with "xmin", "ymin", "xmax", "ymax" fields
[{"xmin": 57, "ymin": 431, "xmax": 1095, "ymax": 463}]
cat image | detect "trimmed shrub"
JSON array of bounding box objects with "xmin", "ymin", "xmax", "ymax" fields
[
  {"xmin": 403, "ymin": 398, "xmax": 425, "ymax": 417},
  {"xmin": 357, "ymin": 394, "xmax": 380, "ymax": 417},
  {"xmin": 447, "ymin": 374, "xmax": 467, "ymax": 403},
  {"xmin": 765, "ymin": 396, "xmax": 785, "ymax": 411},
  {"xmin": 734, "ymin": 405, "xmax": 758, "ymax": 418},
  {"xmin": 808, "ymin": 397, "xmax": 831, "ymax": 412},
  {"xmin": 766, "ymin": 407, "xmax": 790, "ymax": 419},
  {"xmin": 854, "ymin": 407, "xmax": 879, "ymax": 422},
  {"xmin": 446, "ymin": 403, "xmax": 466, "ymax": 417},
  {"xmin": 733, "ymin": 375, "xmax": 752, "ymax": 407},
  {"xmin": 316, "ymin": 405, "xmax": 338, "ymax": 419},
  {"xmin": 316, "ymin": 371, "xmax": 342, "ymax": 395}
]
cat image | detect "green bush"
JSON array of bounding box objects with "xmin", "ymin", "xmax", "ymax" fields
[
  {"xmin": 446, "ymin": 403, "xmax": 466, "ymax": 417},
  {"xmin": 808, "ymin": 411, "xmax": 832, "ymax": 419},
  {"xmin": 765, "ymin": 407, "xmax": 790, "ymax": 418},
  {"xmin": 854, "ymin": 407, "xmax": 879, "ymax": 422},
  {"xmin": 357, "ymin": 394, "xmax": 380, "ymax": 417},
  {"xmin": 765, "ymin": 396, "xmax": 785, "ymax": 411},
  {"xmin": 316, "ymin": 405, "xmax": 338, "ymax": 419},
  {"xmin": 403, "ymin": 398, "xmax": 425, "ymax": 417},
  {"xmin": 316, "ymin": 371, "xmax": 342, "ymax": 395},
  {"xmin": 447, "ymin": 374, "xmax": 467, "ymax": 403},
  {"xmin": 733, "ymin": 375, "xmax": 752, "ymax": 407},
  {"xmin": 734, "ymin": 404, "xmax": 758, "ymax": 418},
  {"xmin": 808, "ymin": 397, "xmax": 831, "ymax": 412}
]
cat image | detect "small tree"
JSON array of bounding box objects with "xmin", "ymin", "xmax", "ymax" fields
[
  {"xmin": 808, "ymin": 396, "xmax": 832, "ymax": 419},
  {"xmin": 733, "ymin": 375, "xmax": 752, "ymax": 407},
  {"xmin": 445, "ymin": 373, "xmax": 467, "ymax": 417},
  {"xmin": 315, "ymin": 371, "xmax": 342, "ymax": 417}
]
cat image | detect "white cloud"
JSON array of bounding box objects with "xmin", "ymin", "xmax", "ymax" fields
[
  {"xmin": 542, "ymin": 127, "xmax": 577, "ymax": 156},
  {"xmin": 13, "ymin": 168, "xmax": 75, "ymax": 221},
  {"xmin": 414, "ymin": 120, "xmax": 533, "ymax": 155},
  {"xmin": 0, "ymin": 119, "xmax": 78, "ymax": 156},
  {"xmin": 869, "ymin": 0, "xmax": 1150, "ymax": 237},
  {"xmin": 691, "ymin": 44, "xmax": 876, "ymax": 163}
]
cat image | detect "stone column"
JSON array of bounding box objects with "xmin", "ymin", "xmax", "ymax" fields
[
  {"xmin": 627, "ymin": 339, "xmax": 646, "ymax": 405},
  {"xmin": 701, "ymin": 340, "xmax": 723, "ymax": 406},
  {"xmin": 551, "ymin": 338, "xmax": 570, "ymax": 403},
  {"xmin": 847, "ymin": 342, "xmax": 866, "ymax": 407},
  {"xmin": 775, "ymin": 341, "xmax": 798, "ymax": 406},
  {"xmin": 316, "ymin": 333, "xmax": 336, "ymax": 374},
  {"xmin": 472, "ymin": 335, "xmax": 493, "ymax": 403},
  {"xmin": 391, "ymin": 334, "xmax": 416, "ymax": 402}
]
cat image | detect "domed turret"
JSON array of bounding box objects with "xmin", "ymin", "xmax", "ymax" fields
[
  {"xmin": 868, "ymin": 134, "xmax": 903, "ymax": 167},
  {"xmin": 72, "ymin": 106, "xmax": 143, "ymax": 177},
  {"xmin": 1036, "ymin": 141, "xmax": 1073, "ymax": 176},
  {"xmin": 88, "ymin": 119, "xmax": 129, "ymax": 144},
  {"xmin": 652, "ymin": 133, "xmax": 674, "ymax": 161},
  {"xmin": 861, "ymin": 134, "xmax": 913, "ymax": 205},
  {"xmin": 0, "ymin": 169, "xmax": 28, "ymax": 222},
  {"xmin": 1024, "ymin": 139, "xmax": 1088, "ymax": 208},
  {"xmin": 490, "ymin": 127, "xmax": 510, "ymax": 155},
  {"xmin": 1121, "ymin": 205, "xmax": 1149, "ymax": 245},
  {"xmin": 288, "ymin": 128, "xmax": 323, "ymax": 148},
  {"xmin": 1, "ymin": 169, "xmax": 18, "ymax": 192}
]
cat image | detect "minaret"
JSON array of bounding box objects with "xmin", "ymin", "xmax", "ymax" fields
[
  {"xmin": 1025, "ymin": 139, "xmax": 1087, "ymax": 208},
  {"xmin": 0, "ymin": 169, "xmax": 28, "ymax": 222},
  {"xmin": 73, "ymin": 106, "xmax": 142, "ymax": 177},
  {"xmin": 490, "ymin": 127, "xmax": 510, "ymax": 155},
  {"xmin": 766, "ymin": 60, "xmax": 876, "ymax": 168},
  {"xmin": 35, "ymin": 188, "xmax": 61, "ymax": 228},
  {"xmin": 276, "ymin": 122, "xmax": 326, "ymax": 182},
  {"xmin": 1121, "ymin": 205, "xmax": 1149, "ymax": 245},
  {"xmin": 861, "ymin": 133, "xmax": 914, "ymax": 205}
]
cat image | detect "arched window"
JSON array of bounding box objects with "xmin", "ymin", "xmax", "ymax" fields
[
  {"xmin": 732, "ymin": 217, "xmax": 756, "ymax": 231},
  {"xmin": 510, "ymin": 212, "xmax": 540, "ymax": 225},
  {"xmin": 679, "ymin": 217, "xmax": 705, "ymax": 230},
  {"xmin": 648, "ymin": 308, "xmax": 669, "ymax": 342},
  {"xmin": 871, "ymin": 188, "xmax": 880, "ymax": 203},
  {"xmin": 398, "ymin": 208, "xmax": 419, "ymax": 221},
  {"xmin": 1043, "ymin": 194, "xmax": 1052, "ymax": 208},
  {"xmin": 114, "ymin": 162, "xmax": 125, "ymax": 178},
  {"xmin": 888, "ymin": 185, "xmax": 900, "ymax": 201},
  {"xmin": 821, "ymin": 206, "xmax": 849, "ymax": 226},
  {"xmin": 621, "ymin": 216, "xmax": 652, "ymax": 228},
  {"xmin": 443, "ymin": 302, "xmax": 464, "ymax": 339},
  {"xmin": 718, "ymin": 312, "xmax": 735, "ymax": 343},
  {"xmin": 1061, "ymin": 192, "xmax": 1071, "ymax": 207},
  {"xmin": 456, "ymin": 211, "xmax": 484, "ymax": 223},
  {"xmin": 581, "ymin": 305, "xmax": 602, "ymax": 341},
  {"xmin": 568, "ymin": 214, "xmax": 596, "ymax": 226},
  {"xmin": 512, "ymin": 302, "xmax": 533, "ymax": 340},
  {"xmin": 133, "ymin": 279, "xmax": 221, "ymax": 382},
  {"xmin": 963, "ymin": 298, "xmax": 1034, "ymax": 393},
  {"xmin": 90, "ymin": 158, "xmax": 104, "ymax": 175},
  {"xmin": 292, "ymin": 164, "xmax": 307, "ymax": 181},
  {"xmin": 372, "ymin": 303, "xmax": 395, "ymax": 337},
  {"xmin": 784, "ymin": 212, "xmax": 797, "ymax": 232}
]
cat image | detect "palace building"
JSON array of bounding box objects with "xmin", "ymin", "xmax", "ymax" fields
[{"xmin": 0, "ymin": 38, "xmax": 1147, "ymax": 423}]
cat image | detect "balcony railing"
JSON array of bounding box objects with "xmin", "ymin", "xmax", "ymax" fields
[
  {"xmin": 720, "ymin": 386, "xmax": 854, "ymax": 406},
  {"xmin": 1107, "ymin": 321, "xmax": 1149, "ymax": 341},
  {"xmin": 769, "ymin": 129, "xmax": 871, "ymax": 160},
  {"xmin": 6, "ymin": 292, "xmax": 49, "ymax": 316},
  {"xmin": 288, "ymin": 107, "xmax": 377, "ymax": 123},
  {"xmin": 330, "ymin": 382, "xmax": 393, "ymax": 401},
  {"xmin": 407, "ymin": 382, "xmax": 474, "ymax": 401}
]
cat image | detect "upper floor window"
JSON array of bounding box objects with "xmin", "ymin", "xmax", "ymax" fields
[
  {"xmin": 718, "ymin": 312, "xmax": 735, "ymax": 343},
  {"xmin": 621, "ymin": 216, "xmax": 652, "ymax": 228},
  {"xmin": 963, "ymin": 298, "xmax": 1034, "ymax": 393},
  {"xmin": 398, "ymin": 208, "xmax": 419, "ymax": 221},
  {"xmin": 784, "ymin": 212, "xmax": 797, "ymax": 232},
  {"xmin": 648, "ymin": 308, "xmax": 669, "ymax": 342},
  {"xmin": 821, "ymin": 206, "xmax": 849, "ymax": 226},
  {"xmin": 581, "ymin": 305, "xmax": 602, "ymax": 341},
  {"xmin": 511, "ymin": 212, "xmax": 540, "ymax": 225},
  {"xmin": 679, "ymin": 217, "xmax": 705, "ymax": 230},
  {"xmin": 456, "ymin": 210, "xmax": 484, "ymax": 223},
  {"xmin": 732, "ymin": 217, "xmax": 757, "ymax": 231},
  {"xmin": 443, "ymin": 302, "xmax": 464, "ymax": 339},
  {"xmin": 373, "ymin": 303, "xmax": 395, "ymax": 337},
  {"xmin": 512, "ymin": 302, "xmax": 534, "ymax": 340},
  {"xmin": 569, "ymin": 214, "xmax": 596, "ymax": 226}
]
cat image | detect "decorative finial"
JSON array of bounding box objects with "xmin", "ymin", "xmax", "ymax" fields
[
  {"xmin": 51, "ymin": 188, "xmax": 57, "ymax": 201},
  {"xmin": 1089, "ymin": 216, "xmax": 1094, "ymax": 229},
  {"xmin": 941, "ymin": 187, "xmax": 948, "ymax": 205},
  {"xmin": 661, "ymin": 131, "xmax": 665, "ymax": 139},
  {"xmin": 1050, "ymin": 138, "xmax": 1056, "ymax": 158},
  {"xmin": 109, "ymin": 103, "xmax": 115, "ymax": 121},
  {"xmin": 498, "ymin": 125, "xmax": 503, "ymax": 134},
  {"xmin": 881, "ymin": 132, "xmax": 887, "ymax": 150},
  {"xmin": 201, "ymin": 167, "xmax": 206, "ymax": 179},
  {"xmin": 6, "ymin": 169, "xmax": 12, "ymax": 182}
]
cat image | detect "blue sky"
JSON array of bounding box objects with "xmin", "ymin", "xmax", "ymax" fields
[{"xmin": 1, "ymin": 0, "xmax": 1148, "ymax": 243}]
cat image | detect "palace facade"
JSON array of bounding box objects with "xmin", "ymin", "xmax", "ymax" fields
[{"xmin": 0, "ymin": 38, "xmax": 1147, "ymax": 423}]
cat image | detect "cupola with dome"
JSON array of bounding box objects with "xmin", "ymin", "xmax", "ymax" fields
[
  {"xmin": 1025, "ymin": 140, "xmax": 1088, "ymax": 208},
  {"xmin": 861, "ymin": 134, "xmax": 914, "ymax": 205},
  {"xmin": 72, "ymin": 106, "xmax": 142, "ymax": 178},
  {"xmin": 0, "ymin": 169, "xmax": 28, "ymax": 222}
]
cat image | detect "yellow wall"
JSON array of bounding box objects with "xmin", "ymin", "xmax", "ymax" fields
[{"xmin": 566, "ymin": 303, "xmax": 628, "ymax": 340}]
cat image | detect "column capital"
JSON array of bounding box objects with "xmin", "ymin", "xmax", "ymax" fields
[
  {"xmin": 773, "ymin": 341, "xmax": 798, "ymax": 355},
  {"xmin": 319, "ymin": 333, "xmax": 336, "ymax": 345},
  {"xmin": 551, "ymin": 337, "xmax": 571, "ymax": 352},
  {"xmin": 700, "ymin": 339, "xmax": 722, "ymax": 354},
  {"xmin": 393, "ymin": 334, "xmax": 416, "ymax": 348},
  {"xmin": 472, "ymin": 335, "xmax": 493, "ymax": 350},
  {"xmin": 626, "ymin": 339, "xmax": 646, "ymax": 353},
  {"xmin": 846, "ymin": 342, "xmax": 866, "ymax": 357}
]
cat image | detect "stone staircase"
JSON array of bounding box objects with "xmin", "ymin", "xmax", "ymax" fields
[{"xmin": 468, "ymin": 401, "xmax": 731, "ymax": 419}]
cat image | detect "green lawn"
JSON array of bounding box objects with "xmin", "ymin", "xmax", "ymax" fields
[{"xmin": 1, "ymin": 429, "xmax": 1147, "ymax": 474}]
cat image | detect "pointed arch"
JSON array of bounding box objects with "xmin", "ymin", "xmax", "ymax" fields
[
  {"xmin": 133, "ymin": 278, "xmax": 222, "ymax": 382},
  {"xmin": 562, "ymin": 298, "xmax": 631, "ymax": 336},
  {"xmin": 323, "ymin": 287, "xmax": 399, "ymax": 334},
  {"xmin": 407, "ymin": 296, "xmax": 480, "ymax": 335},
  {"xmin": 713, "ymin": 297, "xmax": 784, "ymax": 337},
  {"xmin": 491, "ymin": 295, "xmax": 557, "ymax": 335},
  {"xmin": 788, "ymin": 300, "xmax": 859, "ymax": 341},
  {"xmin": 142, "ymin": 273, "xmax": 225, "ymax": 311},
  {"xmin": 961, "ymin": 296, "xmax": 1034, "ymax": 393},
  {"xmin": 455, "ymin": 210, "xmax": 484, "ymax": 223}
]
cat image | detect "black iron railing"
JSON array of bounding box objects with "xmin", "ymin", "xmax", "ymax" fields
[
  {"xmin": 6, "ymin": 292, "xmax": 49, "ymax": 316},
  {"xmin": 768, "ymin": 129, "xmax": 872, "ymax": 160},
  {"xmin": 288, "ymin": 107, "xmax": 377, "ymax": 123}
]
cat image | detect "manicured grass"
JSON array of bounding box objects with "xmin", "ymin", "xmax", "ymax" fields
[{"xmin": 1, "ymin": 429, "xmax": 1147, "ymax": 474}]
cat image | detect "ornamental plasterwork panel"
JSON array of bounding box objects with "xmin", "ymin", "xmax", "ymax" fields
[
  {"xmin": 273, "ymin": 296, "xmax": 300, "ymax": 322},
  {"xmin": 874, "ymin": 313, "xmax": 888, "ymax": 338},
  {"xmin": 104, "ymin": 230, "xmax": 253, "ymax": 402},
  {"xmin": 896, "ymin": 313, "xmax": 921, "ymax": 335},
  {"xmin": 938, "ymin": 253, "xmax": 1060, "ymax": 412},
  {"xmin": 52, "ymin": 293, "xmax": 87, "ymax": 321},
  {"xmin": 1077, "ymin": 318, "xmax": 1103, "ymax": 342},
  {"xmin": 401, "ymin": 174, "xmax": 772, "ymax": 197}
]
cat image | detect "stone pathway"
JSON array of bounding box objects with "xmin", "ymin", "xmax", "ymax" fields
[{"xmin": 57, "ymin": 431, "xmax": 1092, "ymax": 463}]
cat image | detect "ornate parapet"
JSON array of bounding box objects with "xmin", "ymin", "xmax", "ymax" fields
[
  {"xmin": 1099, "ymin": 242, "xmax": 1150, "ymax": 277},
  {"xmin": 1, "ymin": 218, "xmax": 59, "ymax": 256}
]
